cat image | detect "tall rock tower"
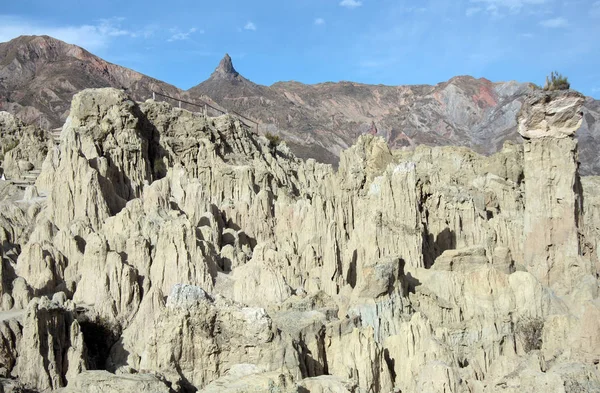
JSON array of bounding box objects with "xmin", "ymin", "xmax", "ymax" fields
[{"xmin": 518, "ymin": 90, "xmax": 590, "ymax": 294}]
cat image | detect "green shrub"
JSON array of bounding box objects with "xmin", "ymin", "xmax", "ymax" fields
[
  {"xmin": 516, "ymin": 316, "xmax": 544, "ymax": 352},
  {"xmin": 265, "ymin": 132, "xmax": 282, "ymax": 148},
  {"xmin": 543, "ymin": 71, "xmax": 570, "ymax": 91}
]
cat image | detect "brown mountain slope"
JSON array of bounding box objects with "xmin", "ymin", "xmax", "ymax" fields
[
  {"xmin": 1, "ymin": 36, "xmax": 599, "ymax": 174},
  {"xmin": 189, "ymin": 55, "xmax": 600, "ymax": 174},
  {"xmin": 0, "ymin": 35, "xmax": 182, "ymax": 128}
]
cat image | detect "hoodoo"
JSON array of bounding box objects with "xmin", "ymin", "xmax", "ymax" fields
[{"xmin": 0, "ymin": 87, "xmax": 598, "ymax": 392}]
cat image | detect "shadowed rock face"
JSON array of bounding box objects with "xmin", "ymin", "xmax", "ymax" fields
[{"xmin": 0, "ymin": 88, "xmax": 598, "ymax": 392}]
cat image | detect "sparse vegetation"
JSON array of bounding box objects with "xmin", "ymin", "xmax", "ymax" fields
[
  {"xmin": 543, "ymin": 71, "xmax": 570, "ymax": 91},
  {"xmin": 516, "ymin": 316, "xmax": 544, "ymax": 352},
  {"xmin": 265, "ymin": 132, "xmax": 282, "ymax": 148}
]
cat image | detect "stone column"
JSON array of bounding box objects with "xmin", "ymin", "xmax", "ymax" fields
[{"xmin": 518, "ymin": 90, "xmax": 587, "ymax": 294}]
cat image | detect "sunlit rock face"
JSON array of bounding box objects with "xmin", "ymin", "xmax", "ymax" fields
[{"xmin": 0, "ymin": 88, "xmax": 598, "ymax": 393}]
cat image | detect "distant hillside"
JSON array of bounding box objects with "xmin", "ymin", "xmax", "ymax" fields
[
  {"xmin": 0, "ymin": 35, "xmax": 181, "ymax": 128},
  {"xmin": 189, "ymin": 54, "xmax": 600, "ymax": 174},
  {"xmin": 1, "ymin": 36, "xmax": 599, "ymax": 174}
]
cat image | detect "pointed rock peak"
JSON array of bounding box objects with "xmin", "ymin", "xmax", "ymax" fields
[{"xmin": 213, "ymin": 53, "xmax": 239, "ymax": 78}]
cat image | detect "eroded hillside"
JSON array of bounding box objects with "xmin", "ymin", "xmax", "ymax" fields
[
  {"xmin": 0, "ymin": 88, "xmax": 598, "ymax": 392},
  {"xmin": 2, "ymin": 36, "xmax": 600, "ymax": 175}
]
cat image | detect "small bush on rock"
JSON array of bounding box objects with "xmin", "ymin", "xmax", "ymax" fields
[
  {"xmin": 517, "ymin": 316, "xmax": 544, "ymax": 352},
  {"xmin": 265, "ymin": 132, "xmax": 282, "ymax": 148},
  {"xmin": 543, "ymin": 71, "xmax": 570, "ymax": 91}
]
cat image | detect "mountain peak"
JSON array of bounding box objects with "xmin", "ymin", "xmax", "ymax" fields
[{"xmin": 212, "ymin": 53, "xmax": 239, "ymax": 79}]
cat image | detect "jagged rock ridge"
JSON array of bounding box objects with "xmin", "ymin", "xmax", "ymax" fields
[{"xmin": 0, "ymin": 87, "xmax": 598, "ymax": 392}]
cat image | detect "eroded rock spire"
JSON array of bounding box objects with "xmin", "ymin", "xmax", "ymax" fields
[
  {"xmin": 518, "ymin": 89, "xmax": 588, "ymax": 294},
  {"xmin": 211, "ymin": 53, "xmax": 239, "ymax": 79}
]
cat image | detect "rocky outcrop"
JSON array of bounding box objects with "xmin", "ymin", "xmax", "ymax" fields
[
  {"xmin": 519, "ymin": 90, "xmax": 589, "ymax": 294},
  {"xmin": 0, "ymin": 87, "xmax": 598, "ymax": 392},
  {"xmin": 0, "ymin": 111, "xmax": 48, "ymax": 180},
  {"xmin": 12, "ymin": 295, "xmax": 86, "ymax": 391}
]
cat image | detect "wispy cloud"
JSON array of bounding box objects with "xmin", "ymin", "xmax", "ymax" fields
[
  {"xmin": 0, "ymin": 15, "xmax": 145, "ymax": 50},
  {"xmin": 167, "ymin": 27, "xmax": 201, "ymax": 42},
  {"xmin": 540, "ymin": 17, "xmax": 569, "ymax": 28},
  {"xmin": 466, "ymin": 7, "xmax": 482, "ymax": 16},
  {"xmin": 340, "ymin": 0, "xmax": 362, "ymax": 9},
  {"xmin": 404, "ymin": 6, "xmax": 428, "ymax": 13},
  {"xmin": 470, "ymin": 0, "xmax": 548, "ymax": 8},
  {"xmin": 592, "ymin": 1, "xmax": 600, "ymax": 17},
  {"xmin": 244, "ymin": 21, "xmax": 257, "ymax": 31},
  {"xmin": 469, "ymin": 0, "xmax": 547, "ymax": 15},
  {"xmin": 314, "ymin": 18, "xmax": 325, "ymax": 25}
]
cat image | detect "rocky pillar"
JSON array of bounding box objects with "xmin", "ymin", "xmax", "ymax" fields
[{"xmin": 518, "ymin": 90, "xmax": 586, "ymax": 294}]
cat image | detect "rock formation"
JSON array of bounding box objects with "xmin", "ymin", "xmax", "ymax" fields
[
  {"xmin": 0, "ymin": 111, "xmax": 48, "ymax": 180},
  {"xmin": 0, "ymin": 87, "xmax": 598, "ymax": 392}
]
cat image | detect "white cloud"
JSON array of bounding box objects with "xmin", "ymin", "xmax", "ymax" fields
[
  {"xmin": 314, "ymin": 18, "xmax": 325, "ymax": 25},
  {"xmin": 244, "ymin": 21, "xmax": 257, "ymax": 31},
  {"xmin": 592, "ymin": 1, "xmax": 600, "ymax": 17},
  {"xmin": 466, "ymin": 7, "xmax": 482, "ymax": 16},
  {"xmin": 469, "ymin": 0, "xmax": 547, "ymax": 14},
  {"xmin": 167, "ymin": 27, "xmax": 202, "ymax": 42},
  {"xmin": 540, "ymin": 17, "xmax": 569, "ymax": 28},
  {"xmin": 0, "ymin": 15, "xmax": 144, "ymax": 50},
  {"xmin": 402, "ymin": 6, "xmax": 427, "ymax": 12},
  {"xmin": 471, "ymin": 0, "xmax": 547, "ymax": 7},
  {"xmin": 340, "ymin": 0, "xmax": 362, "ymax": 9}
]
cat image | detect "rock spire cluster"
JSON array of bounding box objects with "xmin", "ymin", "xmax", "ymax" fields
[{"xmin": 0, "ymin": 87, "xmax": 598, "ymax": 392}]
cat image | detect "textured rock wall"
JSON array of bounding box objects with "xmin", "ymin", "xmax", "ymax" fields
[{"xmin": 0, "ymin": 88, "xmax": 597, "ymax": 392}]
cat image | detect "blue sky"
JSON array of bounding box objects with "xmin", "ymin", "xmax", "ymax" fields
[{"xmin": 1, "ymin": 0, "xmax": 599, "ymax": 97}]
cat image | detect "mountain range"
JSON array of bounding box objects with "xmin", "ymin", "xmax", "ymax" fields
[{"xmin": 1, "ymin": 35, "xmax": 599, "ymax": 173}]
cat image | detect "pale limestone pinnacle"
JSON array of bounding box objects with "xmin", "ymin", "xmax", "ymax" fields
[{"xmin": 0, "ymin": 87, "xmax": 598, "ymax": 392}]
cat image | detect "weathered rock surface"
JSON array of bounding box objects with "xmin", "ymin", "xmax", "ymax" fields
[
  {"xmin": 56, "ymin": 371, "xmax": 172, "ymax": 393},
  {"xmin": 12, "ymin": 295, "xmax": 86, "ymax": 392},
  {"xmin": 0, "ymin": 87, "xmax": 597, "ymax": 392},
  {"xmin": 519, "ymin": 90, "xmax": 590, "ymax": 294},
  {"xmin": 0, "ymin": 111, "xmax": 48, "ymax": 180}
]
